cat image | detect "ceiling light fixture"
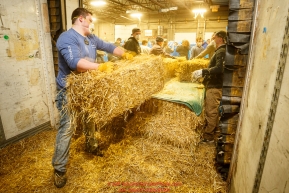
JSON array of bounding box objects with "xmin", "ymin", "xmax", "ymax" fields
[
  {"xmin": 90, "ymin": 0, "xmax": 106, "ymax": 6},
  {"xmin": 192, "ymin": 8, "xmax": 207, "ymax": 18},
  {"xmin": 130, "ymin": 13, "xmax": 142, "ymax": 21},
  {"xmin": 130, "ymin": 13, "xmax": 142, "ymax": 18}
]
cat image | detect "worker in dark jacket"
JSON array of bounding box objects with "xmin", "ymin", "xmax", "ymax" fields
[
  {"xmin": 124, "ymin": 28, "xmax": 141, "ymax": 55},
  {"xmin": 150, "ymin": 37, "xmax": 174, "ymax": 58},
  {"xmin": 192, "ymin": 31, "xmax": 227, "ymax": 142},
  {"xmin": 176, "ymin": 39, "xmax": 190, "ymax": 59}
]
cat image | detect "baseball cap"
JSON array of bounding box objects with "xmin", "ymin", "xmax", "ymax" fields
[
  {"xmin": 215, "ymin": 31, "xmax": 227, "ymax": 39},
  {"xmin": 156, "ymin": 37, "xmax": 164, "ymax": 42},
  {"xmin": 132, "ymin": 28, "xmax": 141, "ymax": 34}
]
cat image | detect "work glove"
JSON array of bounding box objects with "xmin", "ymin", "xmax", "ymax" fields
[
  {"xmin": 122, "ymin": 51, "xmax": 136, "ymax": 60},
  {"xmin": 191, "ymin": 69, "xmax": 203, "ymax": 82},
  {"xmin": 98, "ymin": 62, "xmax": 114, "ymax": 73}
]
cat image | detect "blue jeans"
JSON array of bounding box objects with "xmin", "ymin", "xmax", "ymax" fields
[
  {"xmin": 52, "ymin": 89, "xmax": 74, "ymax": 173},
  {"xmin": 52, "ymin": 89, "xmax": 98, "ymax": 172}
]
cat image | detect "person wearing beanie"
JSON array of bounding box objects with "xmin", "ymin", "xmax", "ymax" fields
[
  {"xmin": 191, "ymin": 30, "xmax": 227, "ymax": 143},
  {"xmin": 124, "ymin": 28, "xmax": 141, "ymax": 55}
]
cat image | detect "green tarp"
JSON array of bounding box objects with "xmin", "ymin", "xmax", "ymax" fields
[{"xmin": 152, "ymin": 80, "xmax": 205, "ymax": 116}]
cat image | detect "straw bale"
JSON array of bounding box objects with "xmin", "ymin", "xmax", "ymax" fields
[
  {"xmin": 66, "ymin": 55, "xmax": 165, "ymax": 128},
  {"xmin": 162, "ymin": 58, "xmax": 209, "ymax": 81},
  {"xmin": 176, "ymin": 59, "xmax": 209, "ymax": 81},
  {"xmin": 93, "ymin": 97, "xmax": 204, "ymax": 151},
  {"xmin": 162, "ymin": 57, "xmax": 186, "ymax": 79},
  {"xmin": 123, "ymin": 98, "xmax": 203, "ymax": 150}
]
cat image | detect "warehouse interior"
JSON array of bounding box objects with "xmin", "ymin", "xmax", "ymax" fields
[{"xmin": 1, "ymin": 0, "xmax": 289, "ymax": 192}]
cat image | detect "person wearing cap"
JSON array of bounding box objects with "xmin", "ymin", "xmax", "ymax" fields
[
  {"xmin": 150, "ymin": 37, "xmax": 173, "ymax": 58},
  {"xmin": 191, "ymin": 30, "xmax": 227, "ymax": 143},
  {"xmin": 195, "ymin": 32, "xmax": 217, "ymax": 59},
  {"xmin": 124, "ymin": 28, "xmax": 142, "ymax": 55}
]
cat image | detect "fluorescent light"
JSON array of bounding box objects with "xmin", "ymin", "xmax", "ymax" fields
[
  {"xmin": 90, "ymin": 1, "xmax": 106, "ymax": 6},
  {"xmin": 192, "ymin": 8, "xmax": 207, "ymax": 18},
  {"xmin": 192, "ymin": 8, "xmax": 207, "ymax": 13},
  {"xmin": 131, "ymin": 13, "xmax": 142, "ymax": 18}
]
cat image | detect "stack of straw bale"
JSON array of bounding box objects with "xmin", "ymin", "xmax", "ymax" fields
[
  {"xmin": 95, "ymin": 97, "xmax": 204, "ymax": 153},
  {"xmin": 66, "ymin": 55, "xmax": 164, "ymax": 128},
  {"xmin": 162, "ymin": 57, "xmax": 186, "ymax": 79},
  {"xmin": 162, "ymin": 58, "xmax": 209, "ymax": 81},
  {"xmin": 66, "ymin": 55, "xmax": 208, "ymax": 128}
]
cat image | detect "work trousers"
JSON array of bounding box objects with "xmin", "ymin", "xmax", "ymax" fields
[
  {"xmin": 203, "ymin": 88, "xmax": 222, "ymax": 139},
  {"xmin": 52, "ymin": 89, "xmax": 98, "ymax": 173}
]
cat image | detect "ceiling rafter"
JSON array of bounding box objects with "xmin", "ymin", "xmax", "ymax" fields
[
  {"xmin": 107, "ymin": 0, "xmax": 128, "ymax": 7},
  {"xmin": 149, "ymin": 0, "xmax": 165, "ymax": 8},
  {"xmin": 125, "ymin": 0, "xmax": 155, "ymax": 11},
  {"xmin": 83, "ymin": 0, "xmax": 229, "ymax": 23}
]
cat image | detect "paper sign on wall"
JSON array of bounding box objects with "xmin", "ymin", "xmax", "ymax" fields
[{"xmin": 144, "ymin": 30, "xmax": 152, "ymax": 36}]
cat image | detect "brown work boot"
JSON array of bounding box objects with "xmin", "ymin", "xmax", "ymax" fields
[
  {"xmin": 54, "ymin": 170, "xmax": 67, "ymax": 188},
  {"xmin": 85, "ymin": 138, "xmax": 103, "ymax": 157},
  {"xmin": 200, "ymin": 133, "xmax": 215, "ymax": 144}
]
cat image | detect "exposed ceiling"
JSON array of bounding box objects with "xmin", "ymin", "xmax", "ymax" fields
[{"xmin": 83, "ymin": 0, "xmax": 229, "ymax": 24}]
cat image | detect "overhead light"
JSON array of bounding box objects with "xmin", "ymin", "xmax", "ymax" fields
[
  {"xmin": 92, "ymin": 17, "xmax": 97, "ymax": 22},
  {"xmin": 90, "ymin": 0, "xmax": 106, "ymax": 6},
  {"xmin": 131, "ymin": 13, "xmax": 142, "ymax": 18},
  {"xmin": 160, "ymin": 6, "xmax": 178, "ymax": 13},
  {"xmin": 192, "ymin": 8, "xmax": 207, "ymax": 18},
  {"xmin": 126, "ymin": 10, "xmax": 142, "ymax": 20}
]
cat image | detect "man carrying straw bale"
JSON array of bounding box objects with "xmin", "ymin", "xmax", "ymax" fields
[
  {"xmin": 191, "ymin": 31, "xmax": 227, "ymax": 143},
  {"xmin": 52, "ymin": 7, "xmax": 126, "ymax": 188}
]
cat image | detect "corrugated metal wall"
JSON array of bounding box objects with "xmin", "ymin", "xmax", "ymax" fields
[{"xmin": 215, "ymin": 0, "xmax": 255, "ymax": 180}]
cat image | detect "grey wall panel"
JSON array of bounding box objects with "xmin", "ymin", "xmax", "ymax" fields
[{"xmin": 0, "ymin": 121, "xmax": 51, "ymax": 148}]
